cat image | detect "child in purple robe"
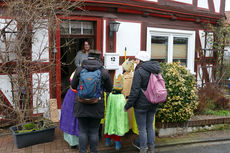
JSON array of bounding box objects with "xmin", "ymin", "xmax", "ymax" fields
[{"xmin": 59, "ymin": 71, "xmax": 79, "ymax": 148}]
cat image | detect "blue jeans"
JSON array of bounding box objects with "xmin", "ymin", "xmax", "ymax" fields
[
  {"xmin": 134, "ymin": 109, "xmax": 156, "ymax": 149},
  {"xmin": 78, "ymin": 117, "xmax": 101, "ymax": 153}
]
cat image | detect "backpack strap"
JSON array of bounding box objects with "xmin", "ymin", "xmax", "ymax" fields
[
  {"xmin": 137, "ymin": 67, "xmax": 151, "ymax": 90},
  {"xmin": 76, "ymin": 67, "xmax": 83, "ymax": 80}
]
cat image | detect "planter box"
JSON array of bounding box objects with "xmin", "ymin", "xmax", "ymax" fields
[{"xmin": 10, "ymin": 124, "xmax": 56, "ymax": 149}]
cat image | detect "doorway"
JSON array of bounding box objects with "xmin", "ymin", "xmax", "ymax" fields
[
  {"xmin": 56, "ymin": 17, "xmax": 102, "ymax": 108},
  {"xmin": 60, "ymin": 37, "xmax": 94, "ymax": 102}
]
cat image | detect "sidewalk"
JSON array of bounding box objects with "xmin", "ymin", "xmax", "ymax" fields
[{"xmin": 1, "ymin": 126, "xmax": 230, "ymax": 153}]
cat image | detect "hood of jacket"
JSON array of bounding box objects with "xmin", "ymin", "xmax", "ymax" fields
[
  {"xmin": 141, "ymin": 61, "xmax": 161, "ymax": 74},
  {"xmin": 81, "ymin": 59, "xmax": 103, "ymax": 71}
]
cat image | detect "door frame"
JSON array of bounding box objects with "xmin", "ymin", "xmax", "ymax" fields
[{"xmin": 55, "ymin": 16, "xmax": 102, "ymax": 109}]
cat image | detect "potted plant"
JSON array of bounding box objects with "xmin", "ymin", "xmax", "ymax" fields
[{"xmin": 10, "ymin": 118, "xmax": 57, "ymax": 149}]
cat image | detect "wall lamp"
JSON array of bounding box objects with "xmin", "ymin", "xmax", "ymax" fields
[{"xmin": 109, "ymin": 21, "xmax": 120, "ymax": 37}]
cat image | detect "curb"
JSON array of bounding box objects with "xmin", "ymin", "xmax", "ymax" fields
[
  {"xmin": 155, "ymin": 137, "xmax": 230, "ymax": 148},
  {"xmin": 98, "ymin": 137, "xmax": 230, "ymax": 153}
]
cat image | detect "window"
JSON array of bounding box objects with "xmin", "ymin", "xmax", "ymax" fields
[
  {"xmin": 173, "ymin": 37, "xmax": 188, "ymax": 66},
  {"xmin": 151, "ymin": 36, "xmax": 168, "ymax": 62},
  {"xmin": 60, "ymin": 20, "xmax": 94, "ymax": 35},
  {"xmin": 147, "ymin": 27, "xmax": 195, "ymax": 73}
]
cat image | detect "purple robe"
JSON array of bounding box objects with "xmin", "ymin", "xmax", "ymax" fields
[{"xmin": 60, "ymin": 88, "xmax": 78, "ymax": 136}]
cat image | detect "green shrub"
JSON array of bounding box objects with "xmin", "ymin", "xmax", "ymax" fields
[
  {"xmin": 204, "ymin": 110, "xmax": 230, "ymax": 116},
  {"xmin": 156, "ymin": 62, "xmax": 198, "ymax": 123}
]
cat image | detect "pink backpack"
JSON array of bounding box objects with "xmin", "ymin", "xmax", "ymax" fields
[{"xmin": 142, "ymin": 73, "xmax": 167, "ymax": 104}]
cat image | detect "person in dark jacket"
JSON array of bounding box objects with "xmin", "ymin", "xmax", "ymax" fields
[
  {"xmin": 124, "ymin": 51, "xmax": 161, "ymax": 153},
  {"xmin": 71, "ymin": 50, "xmax": 113, "ymax": 153}
]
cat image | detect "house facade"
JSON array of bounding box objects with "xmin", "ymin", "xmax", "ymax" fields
[{"xmin": 0, "ymin": 0, "xmax": 226, "ymax": 117}]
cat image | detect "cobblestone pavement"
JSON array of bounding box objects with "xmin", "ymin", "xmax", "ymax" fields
[
  {"xmin": 1, "ymin": 126, "xmax": 230, "ymax": 153},
  {"xmin": 0, "ymin": 126, "xmax": 136, "ymax": 153}
]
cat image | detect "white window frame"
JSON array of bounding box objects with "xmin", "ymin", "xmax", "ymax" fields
[
  {"xmin": 60, "ymin": 20, "xmax": 94, "ymax": 35},
  {"xmin": 147, "ymin": 27, "xmax": 196, "ymax": 73}
]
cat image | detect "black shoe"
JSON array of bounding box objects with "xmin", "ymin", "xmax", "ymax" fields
[
  {"xmin": 132, "ymin": 140, "xmax": 140, "ymax": 150},
  {"xmin": 70, "ymin": 145, "xmax": 79, "ymax": 149}
]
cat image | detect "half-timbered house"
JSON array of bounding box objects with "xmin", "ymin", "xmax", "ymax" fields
[{"xmin": 0, "ymin": 0, "xmax": 226, "ymax": 117}]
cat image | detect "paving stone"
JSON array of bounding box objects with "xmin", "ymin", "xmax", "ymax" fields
[
  {"xmin": 44, "ymin": 144, "xmax": 51, "ymax": 153},
  {"xmin": 1, "ymin": 123, "xmax": 230, "ymax": 153},
  {"xmin": 0, "ymin": 135, "xmax": 3, "ymax": 148}
]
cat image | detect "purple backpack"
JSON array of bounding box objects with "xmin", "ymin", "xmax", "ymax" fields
[{"xmin": 142, "ymin": 73, "xmax": 167, "ymax": 104}]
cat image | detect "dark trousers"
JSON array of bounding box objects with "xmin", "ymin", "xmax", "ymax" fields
[
  {"xmin": 134, "ymin": 109, "xmax": 156, "ymax": 150},
  {"xmin": 78, "ymin": 117, "xmax": 101, "ymax": 153}
]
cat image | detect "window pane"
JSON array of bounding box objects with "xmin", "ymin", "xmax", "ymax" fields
[
  {"xmin": 71, "ymin": 21, "xmax": 81, "ymax": 35},
  {"xmin": 173, "ymin": 37, "xmax": 188, "ymax": 66},
  {"xmin": 83, "ymin": 22, "xmax": 94, "ymax": 35},
  {"xmin": 60, "ymin": 20, "xmax": 94, "ymax": 35},
  {"xmin": 151, "ymin": 36, "xmax": 168, "ymax": 62}
]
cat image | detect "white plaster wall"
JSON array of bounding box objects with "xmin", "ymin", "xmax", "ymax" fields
[
  {"xmin": 225, "ymin": 46, "xmax": 230, "ymax": 56},
  {"xmin": 199, "ymin": 30, "xmax": 205, "ymax": 49},
  {"xmin": 116, "ymin": 21, "xmax": 141, "ymax": 57},
  {"xmin": 103, "ymin": 19, "xmax": 107, "ymax": 55},
  {"xmin": 172, "ymin": 0, "xmax": 192, "ymax": 4},
  {"xmin": 197, "ymin": 65, "xmax": 203, "ymax": 87},
  {"xmin": 0, "ymin": 19, "xmax": 17, "ymax": 63},
  {"xmin": 197, "ymin": 0, "xmax": 209, "ymax": 9},
  {"xmin": 199, "ymin": 30, "xmax": 213, "ymax": 57},
  {"xmin": 32, "ymin": 72, "xmax": 50, "ymax": 114},
  {"xmin": 207, "ymin": 64, "xmax": 213, "ymax": 82},
  {"xmin": 0, "ymin": 75, "xmax": 15, "ymax": 106},
  {"xmin": 225, "ymin": 46, "xmax": 230, "ymax": 52},
  {"xmin": 206, "ymin": 32, "xmax": 213, "ymax": 50},
  {"xmin": 32, "ymin": 20, "xmax": 49, "ymax": 62},
  {"xmin": 197, "ymin": 64, "xmax": 213, "ymax": 87},
  {"xmin": 224, "ymin": 46, "xmax": 230, "ymax": 62},
  {"xmin": 213, "ymin": 0, "xmax": 221, "ymax": 13},
  {"xmin": 0, "ymin": 19, "xmax": 17, "ymax": 31}
]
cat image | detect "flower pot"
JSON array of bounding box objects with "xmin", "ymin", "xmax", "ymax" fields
[{"xmin": 10, "ymin": 124, "xmax": 57, "ymax": 149}]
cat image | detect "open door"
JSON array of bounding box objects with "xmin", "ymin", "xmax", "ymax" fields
[{"xmin": 55, "ymin": 17, "xmax": 102, "ymax": 108}]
